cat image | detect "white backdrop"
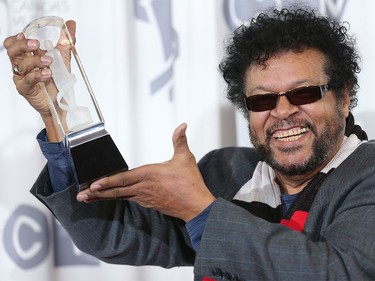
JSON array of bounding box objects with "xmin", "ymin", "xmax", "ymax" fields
[{"xmin": 0, "ymin": 0, "xmax": 374, "ymax": 281}]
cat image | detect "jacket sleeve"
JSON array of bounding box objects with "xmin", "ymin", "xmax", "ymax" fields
[
  {"xmin": 193, "ymin": 142, "xmax": 375, "ymax": 281},
  {"xmin": 30, "ymin": 166, "xmax": 196, "ymax": 268}
]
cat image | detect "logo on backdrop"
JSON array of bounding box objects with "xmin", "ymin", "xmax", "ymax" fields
[
  {"xmin": 134, "ymin": 0, "xmax": 179, "ymax": 101},
  {"xmin": 4, "ymin": 205, "xmax": 49, "ymax": 269},
  {"xmin": 321, "ymin": 0, "xmax": 349, "ymax": 19},
  {"xmin": 223, "ymin": 0, "xmax": 348, "ymax": 30},
  {"xmin": 3, "ymin": 205, "xmax": 98, "ymax": 269}
]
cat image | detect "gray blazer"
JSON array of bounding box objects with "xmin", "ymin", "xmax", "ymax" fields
[{"xmin": 31, "ymin": 141, "xmax": 375, "ymax": 281}]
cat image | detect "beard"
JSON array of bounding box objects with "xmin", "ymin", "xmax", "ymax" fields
[{"xmin": 249, "ymin": 108, "xmax": 346, "ymax": 176}]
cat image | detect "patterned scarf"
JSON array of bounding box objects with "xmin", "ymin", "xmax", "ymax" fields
[{"xmin": 232, "ymin": 113, "xmax": 367, "ymax": 232}]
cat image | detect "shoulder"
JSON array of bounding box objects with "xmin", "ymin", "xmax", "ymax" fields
[
  {"xmin": 341, "ymin": 140, "xmax": 375, "ymax": 171},
  {"xmin": 306, "ymin": 140, "xmax": 375, "ymax": 243},
  {"xmin": 312, "ymin": 140, "xmax": 375, "ymax": 216},
  {"xmin": 355, "ymin": 140, "xmax": 375, "ymax": 153},
  {"xmin": 321, "ymin": 141, "xmax": 375, "ymax": 193},
  {"xmin": 198, "ymin": 147, "xmax": 262, "ymax": 199}
]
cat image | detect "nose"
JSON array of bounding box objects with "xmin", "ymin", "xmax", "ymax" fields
[{"xmin": 270, "ymin": 95, "xmax": 299, "ymax": 119}]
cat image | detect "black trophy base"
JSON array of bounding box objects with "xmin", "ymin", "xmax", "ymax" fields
[{"xmin": 70, "ymin": 134, "xmax": 128, "ymax": 190}]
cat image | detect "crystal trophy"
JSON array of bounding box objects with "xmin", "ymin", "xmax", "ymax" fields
[{"xmin": 23, "ymin": 16, "xmax": 128, "ymax": 190}]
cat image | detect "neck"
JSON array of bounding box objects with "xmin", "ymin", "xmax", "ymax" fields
[{"xmin": 274, "ymin": 173, "xmax": 315, "ymax": 195}]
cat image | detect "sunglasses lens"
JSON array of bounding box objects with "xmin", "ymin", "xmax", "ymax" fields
[
  {"xmin": 245, "ymin": 94, "xmax": 278, "ymax": 112},
  {"xmin": 288, "ymin": 86, "xmax": 322, "ymax": 106},
  {"xmin": 245, "ymin": 85, "xmax": 325, "ymax": 112}
]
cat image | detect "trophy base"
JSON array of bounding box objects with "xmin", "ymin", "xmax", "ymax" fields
[{"xmin": 70, "ymin": 134, "xmax": 128, "ymax": 190}]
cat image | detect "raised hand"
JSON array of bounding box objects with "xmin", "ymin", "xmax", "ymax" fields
[
  {"xmin": 77, "ymin": 123, "xmax": 216, "ymax": 222},
  {"xmin": 3, "ymin": 20, "xmax": 76, "ymax": 141}
]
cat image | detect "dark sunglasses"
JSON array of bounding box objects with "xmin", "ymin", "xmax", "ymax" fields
[{"xmin": 244, "ymin": 84, "xmax": 330, "ymax": 112}]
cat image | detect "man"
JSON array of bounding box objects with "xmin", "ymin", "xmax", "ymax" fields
[{"xmin": 4, "ymin": 7, "xmax": 375, "ymax": 281}]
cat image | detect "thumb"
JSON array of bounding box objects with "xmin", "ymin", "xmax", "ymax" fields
[
  {"xmin": 65, "ymin": 20, "xmax": 76, "ymax": 44},
  {"xmin": 172, "ymin": 123, "xmax": 191, "ymax": 157}
]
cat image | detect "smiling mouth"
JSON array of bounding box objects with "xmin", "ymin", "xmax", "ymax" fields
[{"xmin": 273, "ymin": 127, "xmax": 309, "ymax": 142}]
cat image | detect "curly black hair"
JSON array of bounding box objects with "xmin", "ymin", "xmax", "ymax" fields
[{"xmin": 219, "ymin": 7, "xmax": 361, "ymax": 117}]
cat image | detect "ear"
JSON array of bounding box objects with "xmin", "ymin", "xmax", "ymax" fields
[{"xmin": 342, "ymin": 84, "xmax": 351, "ymax": 118}]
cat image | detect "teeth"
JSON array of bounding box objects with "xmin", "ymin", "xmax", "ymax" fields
[{"xmin": 273, "ymin": 127, "xmax": 308, "ymax": 142}]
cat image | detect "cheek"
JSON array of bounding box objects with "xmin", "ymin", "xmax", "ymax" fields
[
  {"xmin": 302, "ymin": 98, "xmax": 338, "ymax": 118},
  {"xmin": 249, "ymin": 112, "xmax": 269, "ymax": 139},
  {"xmin": 300, "ymin": 103, "xmax": 345, "ymax": 136}
]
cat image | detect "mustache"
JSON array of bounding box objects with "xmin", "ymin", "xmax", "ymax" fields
[{"xmin": 265, "ymin": 119, "xmax": 318, "ymax": 141}]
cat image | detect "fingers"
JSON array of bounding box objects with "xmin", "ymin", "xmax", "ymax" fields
[
  {"xmin": 14, "ymin": 68, "xmax": 52, "ymax": 95},
  {"xmin": 18, "ymin": 54, "xmax": 51, "ymax": 76},
  {"xmin": 4, "ymin": 32, "xmax": 52, "ymax": 82},
  {"xmin": 3, "ymin": 19, "xmax": 76, "ymax": 76},
  {"xmin": 76, "ymin": 168, "xmax": 146, "ymax": 202},
  {"xmin": 4, "ymin": 33, "xmax": 39, "ymax": 65},
  {"xmin": 77, "ymin": 185, "xmax": 135, "ymax": 203},
  {"xmin": 3, "ymin": 33, "xmax": 23, "ymax": 51},
  {"xmin": 95, "ymin": 167, "xmax": 147, "ymax": 189}
]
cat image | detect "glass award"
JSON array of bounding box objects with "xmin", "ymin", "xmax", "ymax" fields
[{"xmin": 23, "ymin": 16, "xmax": 128, "ymax": 190}]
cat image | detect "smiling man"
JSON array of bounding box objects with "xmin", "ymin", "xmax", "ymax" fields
[
  {"xmin": 246, "ymin": 49, "xmax": 349, "ymax": 194},
  {"xmin": 4, "ymin": 6, "xmax": 375, "ymax": 281}
]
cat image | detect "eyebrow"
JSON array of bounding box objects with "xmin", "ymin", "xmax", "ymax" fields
[{"xmin": 247, "ymin": 79, "xmax": 317, "ymax": 94}]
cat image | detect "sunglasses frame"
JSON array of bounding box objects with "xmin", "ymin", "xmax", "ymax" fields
[{"xmin": 244, "ymin": 84, "xmax": 330, "ymax": 112}]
